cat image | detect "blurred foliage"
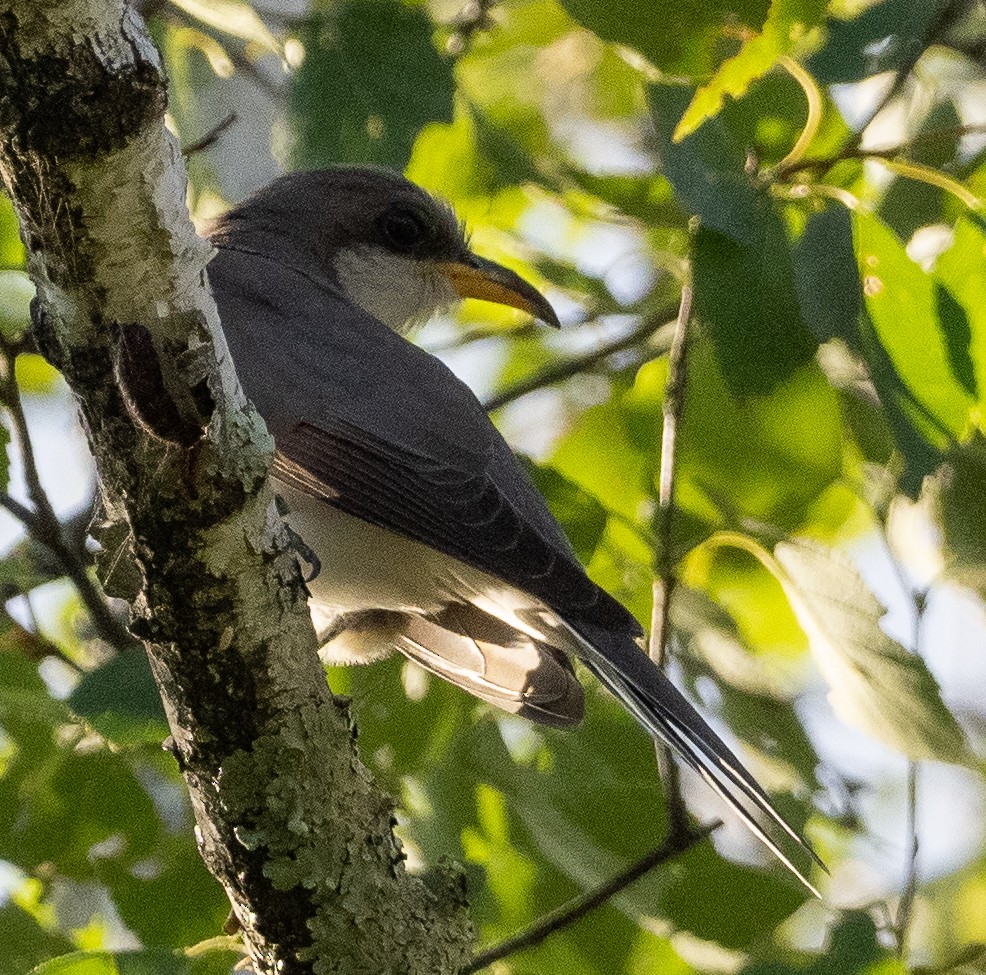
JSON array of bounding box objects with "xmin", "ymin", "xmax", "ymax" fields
[{"xmin": 3, "ymin": 0, "xmax": 986, "ymax": 972}]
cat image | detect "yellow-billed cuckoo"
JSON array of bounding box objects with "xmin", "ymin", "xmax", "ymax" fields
[{"xmin": 207, "ymin": 166, "xmax": 820, "ymax": 889}]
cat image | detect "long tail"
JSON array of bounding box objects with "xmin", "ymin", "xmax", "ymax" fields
[{"xmin": 573, "ymin": 624, "xmax": 824, "ymax": 895}]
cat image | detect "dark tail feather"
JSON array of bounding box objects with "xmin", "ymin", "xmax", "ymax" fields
[{"xmin": 576, "ymin": 632, "xmax": 824, "ymax": 895}]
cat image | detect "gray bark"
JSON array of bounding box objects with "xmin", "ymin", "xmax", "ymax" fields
[{"xmin": 0, "ymin": 4, "xmax": 472, "ymax": 972}]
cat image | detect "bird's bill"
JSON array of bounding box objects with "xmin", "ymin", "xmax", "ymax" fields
[{"xmin": 438, "ymin": 255, "xmax": 560, "ymax": 328}]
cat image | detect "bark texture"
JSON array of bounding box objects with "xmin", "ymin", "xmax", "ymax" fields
[{"xmin": 0, "ymin": 4, "xmax": 472, "ymax": 972}]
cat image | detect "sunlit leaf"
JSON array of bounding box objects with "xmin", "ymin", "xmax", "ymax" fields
[
  {"xmin": 559, "ymin": 0, "xmax": 770, "ymax": 75},
  {"xmin": 675, "ymin": 0, "xmax": 828, "ymax": 141},
  {"xmin": 934, "ymin": 215, "xmax": 986, "ymax": 417},
  {"xmin": 0, "ymin": 195, "xmax": 25, "ymax": 267},
  {"xmin": 854, "ymin": 211, "xmax": 975, "ymax": 441},
  {"xmin": 0, "ymin": 269, "xmax": 33, "ymax": 343},
  {"xmin": 15, "ymin": 353, "xmax": 62, "ymax": 396},
  {"xmin": 774, "ymin": 540, "xmax": 969, "ymax": 763}
]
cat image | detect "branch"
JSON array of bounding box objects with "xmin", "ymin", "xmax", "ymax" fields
[
  {"xmin": 0, "ymin": 490, "xmax": 132, "ymax": 653},
  {"xmin": 0, "ymin": 5, "xmax": 470, "ymax": 973},
  {"xmin": 648, "ymin": 283, "xmax": 693, "ymax": 836},
  {"xmin": 0, "ymin": 347, "xmax": 133, "ymax": 652},
  {"xmin": 483, "ymin": 313, "xmax": 676, "ymax": 412},
  {"xmin": 446, "ymin": 0, "xmax": 499, "ymax": 56},
  {"xmin": 463, "ymin": 822, "xmax": 718, "ymax": 973}
]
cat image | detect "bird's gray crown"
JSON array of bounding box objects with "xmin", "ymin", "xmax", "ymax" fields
[{"xmin": 210, "ymin": 166, "xmax": 469, "ymax": 274}]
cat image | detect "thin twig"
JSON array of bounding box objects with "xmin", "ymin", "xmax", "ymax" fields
[
  {"xmin": 648, "ymin": 283, "xmax": 693, "ymax": 836},
  {"xmin": 463, "ymin": 822, "xmax": 718, "ymax": 973},
  {"xmin": 482, "ymin": 315, "xmax": 675, "ymax": 412},
  {"xmin": 896, "ymin": 584, "xmax": 926, "ymax": 958},
  {"xmin": 773, "ymin": 124, "xmax": 986, "ymax": 180},
  {"xmin": 897, "ymin": 761, "xmax": 920, "ymax": 958},
  {"xmin": 182, "ymin": 113, "xmax": 237, "ymax": 157},
  {"xmin": 1, "ymin": 346, "xmax": 55, "ymax": 525}
]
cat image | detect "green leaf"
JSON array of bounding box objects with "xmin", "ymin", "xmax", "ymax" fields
[
  {"xmin": 549, "ymin": 396, "xmax": 653, "ymax": 525},
  {"xmin": 98, "ymin": 835, "xmax": 230, "ymax": 949},
  {"xmin": 934, "ymin": 215, "xmax": 986, "ymax": 416},
  {"xmin": 794, "ymin": 203, "xmax": 862, "ymax": 348},
  {"xmin": 0, "ymin": 740, "xmax": 161, "ymax": 878},
  {"xmin": 16, "ymin": 353, "xmax": 62, "ymax": 396},
  {"xmin": 807, "ymin": 0, "xmax": 944, "ymax": 84},
  {"xmin": 0, "ymin": 646, "xmax": 73, "ymax": 735},
  {"xmin": 675, "ymin": 0, "xmax": 828, "ymax": 141},
  {"xmin": 661, "ymin": 344, "xmax": 844, "ymax": 534},
  {"xmin": 878, "ymin": 100, "xmax": 962, "ymax": 241},
  {"xmin": 30, "ymin": 949, "xmax": 238, "ymax": 975},
  {"xmin": 774, "ymin": 540, "xmax": 969, "ymax": 763},
  {"xmin": 649, "ymin": 83, "xmax": 760, "ymax": 242},
  {"xmin": 0, "ymin": 194, "xmax": 25, "ymax": 267},
  {"xmin": 859, "ymin": 313, "xmax": 944, "ymax": 495},
  {"xmin": 520, "ymin": 460, "xmax": 609, "ymax": 563},
  {"xmin": 559, "ymin": 0, "xmax": 770, "ymax": 75},
  {"xmin": 650, "ymin": 84, "xmax": 819, "ymax": 394},
  {"xmin": 30, "ymin": 954, "xmax": 119, "ymax": 975},
  {"xmin": 289, "ymin": 0, "xmax": 455, "ymax": 171},
  {"xmin": 647, "ymin": 840, "xmax": 808, "ymax": 948},
  {"xmin": 68, "ymin": 650, "xmax": 169, "ymax": 747},
  {"xmin": 742, "ymin": 911, "xmax": 904, "ymax": 974},
  {"xmin": 0, "ymin": 902, "xmax": 74, "ymax": 975},
  {"xmin": 693, "ymin": 221, "xmax": 819, "ymax": 396},
  {"xmin": 932, "ymin": 438, "xmax": 986, "ymax": 596},
  {"xmin": 854, "ymin": 211, "xmax": 975, "ymax": 442}
]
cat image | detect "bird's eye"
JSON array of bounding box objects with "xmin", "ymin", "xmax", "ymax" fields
[{"xmin": 377, "ymin": 207, "xmax": 430, "ymax": 253}]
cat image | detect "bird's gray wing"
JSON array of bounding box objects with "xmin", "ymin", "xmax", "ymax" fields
[
  {"xmin": 211, "ymin": 247, "xmax": 821, "ymax": 886},
  {"xmin": 273, "ymin": 417, "xmax": 637, "ymax": 636}
]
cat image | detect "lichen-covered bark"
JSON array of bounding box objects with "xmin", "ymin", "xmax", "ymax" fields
[{"xmin": 0, "ymin": 4, "xmax": 472, "ymax": 972}]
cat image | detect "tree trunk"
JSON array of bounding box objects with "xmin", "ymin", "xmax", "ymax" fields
[{"xmin": 0, "ymin": 4, "xmax": 472, "ymax": 972}]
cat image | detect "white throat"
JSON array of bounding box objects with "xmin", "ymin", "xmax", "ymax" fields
[{"xmin": 334, "ymin": 245, "xmax": 458, "ymax": 335}]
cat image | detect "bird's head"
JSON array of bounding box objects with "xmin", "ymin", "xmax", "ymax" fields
[{"xmin": 212, "ymin": 166, "xmax": 559, "ymax": 334}]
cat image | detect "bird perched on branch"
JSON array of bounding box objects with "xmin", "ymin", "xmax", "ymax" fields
[{"xmin": 207, "ymin": 165, "xmax": 820, "ymax": 891}]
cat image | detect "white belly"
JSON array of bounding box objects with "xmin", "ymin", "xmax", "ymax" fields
[
  {"xmin": 275, "ymin": 479, "xmax": 570, "ymax": 643},
  {"xmin": 273, "ymin": 479, "xmax": 588, "ymax": 725}
]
